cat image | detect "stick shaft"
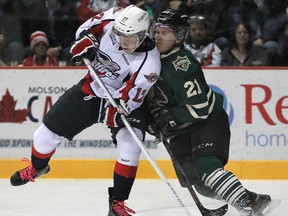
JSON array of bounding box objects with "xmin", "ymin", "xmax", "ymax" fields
[
  {"xmin": 160, "ymin": 133, "xmax": 228, "ymax": 216},
  {"xmin": 83, "ymin": 58, "xmax": 192, "ymax": 216}
]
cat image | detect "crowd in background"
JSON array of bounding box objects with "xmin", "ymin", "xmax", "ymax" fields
[{"xmin": 0, "ymin": 0, "xmax": 287, "ymax": 67}]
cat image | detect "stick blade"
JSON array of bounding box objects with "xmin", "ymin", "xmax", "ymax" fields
[{"xmin": 201, "ymin": 204, "xmax": 228, "ymax": 216}]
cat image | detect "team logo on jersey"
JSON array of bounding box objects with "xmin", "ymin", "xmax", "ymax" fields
[
  {"xmin": 172, "ymin": 55, "xmax": 191, "ymax": 72},
  {"xmin": 144, "ymin": 73, "xmax": 159, "ymax": 83},
  {"xmin": 94, "ymin": 51, "xmax": 120, "ymax": 80}
]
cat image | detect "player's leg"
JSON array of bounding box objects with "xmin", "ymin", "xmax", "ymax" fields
[
  {"xmin": 108, "ymin": 127, "xmax": 141, "ymax": 216},
  {"xmin": 10, "ymin": 83, "xmax": 104, "ymax": 186},
  {"xmin": 108, "ymin": 107, "xmax": 147, "ymax": 216},
  {"xmin": 194, "ymin": 156, "xmax": 256, "ymax": 215},
  {"xmin": 192, "ymin": 111, "xmax": 270, "ymax": 215},
  {"xmin": 10, "ymin": 123, "xmax": 61, "ymax": 186}
]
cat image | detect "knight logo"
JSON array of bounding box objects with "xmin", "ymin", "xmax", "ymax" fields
[
  {"xmin": 0, "ymin": 89, "xmax": 29, "ymax": 123},
  {"xmin": 210, "ymin": 85, "xmax": 234, "ymax": 125},
  {"xmin": 93, "ymin": 50, "xmax": 120, "ymax": 80},
  {"xmin": 172, "ymin": 55, "xmax": 191, "ymax": 71},
  {"xmin": 144, "ymin": 73, "xmax": 159, "ymax": 83}
]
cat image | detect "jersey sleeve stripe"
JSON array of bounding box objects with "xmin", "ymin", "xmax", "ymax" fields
[{"xmin": 90, "ymin": 19, "xmax": 114, "ymax": 37}]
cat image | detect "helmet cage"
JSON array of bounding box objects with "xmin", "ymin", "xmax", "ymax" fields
[{"xmin": 113, "ymin": 27, "xmax": 147, "ymax": 49}]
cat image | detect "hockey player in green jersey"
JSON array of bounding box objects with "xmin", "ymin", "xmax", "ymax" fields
[{"xmin": 147, "ymin": 9, "xmax": 271, "ymax": 216}]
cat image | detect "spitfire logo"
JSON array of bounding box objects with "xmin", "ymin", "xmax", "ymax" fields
[
  {"xmin": 144, "ymin": 73, "xmax": 159, "ymax": 83},
  {"xmin": 172, "ymin": 55, "xmax": 191, "ymax": 71},
  {"xmin": 93, "ymin": 50, "xmax": 120, "ymax": 80}
]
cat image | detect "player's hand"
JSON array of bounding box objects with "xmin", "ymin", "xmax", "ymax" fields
[
  {"xmin": 147, "ymin": 109, "xmax": 177, "ymax": 136},
  {"xmin": 70, "ymin": 34, "xmax": 99, "ymax": 65},
  {"xmin": 118, "ymin": 99, "xmax": 130, "ymax": 116},
  {"xmin": 103, "ymin": 100, "xmax": 129, "ymax": 127},
  {"xmin": 104, "ymin": 105, "xmax": 123, "ymax": 127}
]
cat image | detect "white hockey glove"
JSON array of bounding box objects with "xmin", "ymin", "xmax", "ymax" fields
[{"xmin": 70, "ymin": 33, "xmax": 99, "ymax": 65}]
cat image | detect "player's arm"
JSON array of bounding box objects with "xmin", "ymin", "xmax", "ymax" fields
[
  {"xmin": 148, "ymin": 65, "xmax": 213, "ymax": 135},
  {"xmin": 70, "ymin": 8, "xmax": 121, "ymax": 64},
  {"xmin": 75, "ymin": 7, "xmax": 122, "ymax": 39}
]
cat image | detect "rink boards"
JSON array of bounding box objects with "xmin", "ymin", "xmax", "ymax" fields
[
  {"xmin": 1, "ymin": 158, "xmax": 288, "ymax": 179},
  {"xmin": 0, "ymin": 67, "xmax": 287, "ymax": 179}
]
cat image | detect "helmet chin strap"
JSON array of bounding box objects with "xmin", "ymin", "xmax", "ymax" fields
[
  {"xmin": 131, "ymin": 36, "xmax": 141, "ymax": 53},
  {"xmin": 128, "ymin": 33, "xmax": 148, "ymax": 53}
]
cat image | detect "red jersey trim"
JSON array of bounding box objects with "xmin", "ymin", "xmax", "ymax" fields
[
  {"xmin": 32, "ymin": 145, "xmax": 56, "ymax": 159},
  {"xmin": 114, "ymin": 161, "xmax": 137, "ymax": 178}
]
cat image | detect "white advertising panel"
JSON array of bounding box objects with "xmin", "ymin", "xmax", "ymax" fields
[{"xmin": 0, "ymin": 68, "xmax": 287, "ymax": 160}]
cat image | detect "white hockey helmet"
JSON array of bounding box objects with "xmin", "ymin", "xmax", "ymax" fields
[{"xmin": 113, "ymin": 5, "xmax": 150, "ymax": 49}]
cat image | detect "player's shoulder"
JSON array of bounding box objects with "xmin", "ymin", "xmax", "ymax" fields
[
  {"xmin": 109, "ymin": 7, "xmax": 125, "ymax": 17},
  {"xmin": 98, "ymin": 7, "xmax": 124, "ymax": 20},
  {"xmin": 147, "ymin": 47, "xmax": 160, "ymax": 60},
  {"xmin": 163, "ymin": 47, "xmax": 200, "ymax": 72},
  {"xmin": 144, "ymin": 46, "xmax": 161, "ymax": 67}
]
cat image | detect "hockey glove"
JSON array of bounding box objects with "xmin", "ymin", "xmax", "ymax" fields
[
  {"xmin": 70, "ymin": 33, "xmax": 99, "ymax": 65},
  {"xmin": 147, "ymin": 109, "xmax": 177, "ymax": 136},
  {"xmin": 103, "ymin": 100, "xmax": 130, "ymax": 128},
  {"xmin": 104, "ymin": 105, "xmax": 123, "ymax": 127}
]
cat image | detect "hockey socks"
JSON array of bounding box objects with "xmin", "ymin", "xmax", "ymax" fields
[
  {"xmin": 113, "ymin": 161, "xmax": 137, "ymax": 201},
  {"xmin": 31, "ymin": 144, "xmax": 55, "ymax": 169}
]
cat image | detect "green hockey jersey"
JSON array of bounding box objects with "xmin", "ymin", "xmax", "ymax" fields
[{"xmin": 147, "ymin": 46, "xmax": 225, "ymax": 136}]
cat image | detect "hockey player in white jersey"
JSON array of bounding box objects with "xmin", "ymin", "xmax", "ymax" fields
[{"xmin": 10, "ymin": 5, "xmax": 161, "ymax": 216}]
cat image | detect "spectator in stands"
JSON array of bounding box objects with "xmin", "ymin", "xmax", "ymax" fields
[
  {"xmin": 221, "ymin": 21, "xmax": 271, "ymax": 66},
  {"xmin": 227, "ymin": 0, "xmax": 274, "ymax": 64},
  {"xmin": 185, "ymin": 15, "xmax": 221, "ymax": 66},
  {"xmin": 278, "ymin": 22, "xmax": 288, "ymax": 66},
  {"xmin": 0, "ymin": 33, "xmax": 7, "ymax": 66},
  {"xmin": 0, "ymin": 0, "xmax": 24, "ymax": 65},
  {"xmin": 179, "ymin": 0, "xmax": 230, "ymax": 50},
  {"xmin": 22, "ymin": 31, "xmax": 58, "ymax": 66},
  {"xmin": 137, "ymin": 0, "xmax": 170, "ymax": 22},
  {"xmin": 228, "ymin": 0, "xmax": 263, "ymax": 45},
  {"xmin": 260, "ymin": 0, "xmax": 288, "ymax": 65},
  {"xmin": 20, "ymin": 0, "xmax": 79, "ymax": 64}
]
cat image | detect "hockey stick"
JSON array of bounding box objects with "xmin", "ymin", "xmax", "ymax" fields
[
  {"xmin": 159, "ymin": 132, "xmax": 228, "ymax": 216},
  {"xmin": 83, "ymin": 58, "xmax": 192, "ymax": 216}
]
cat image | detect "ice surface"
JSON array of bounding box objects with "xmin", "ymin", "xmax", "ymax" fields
[{"xmin": 0, "ymin": 179, "xmax": 287, "ymax": 216}]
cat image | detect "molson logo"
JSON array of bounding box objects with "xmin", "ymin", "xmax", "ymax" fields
[{"xmin": 0, "ymin": 87, "xmax": 66, "ymax": 123}]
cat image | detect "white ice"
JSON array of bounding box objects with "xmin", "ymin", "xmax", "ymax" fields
[{"xmin": 0, "ymin": 179, "xmax": 286, "ymax": 216}]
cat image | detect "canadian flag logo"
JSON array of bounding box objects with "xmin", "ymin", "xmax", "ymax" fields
[{"xmin": 0, "ymin": 89, "xmax": 29, "ymax": 123}]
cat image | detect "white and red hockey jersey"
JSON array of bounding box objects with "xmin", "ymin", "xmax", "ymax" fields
[{"xmin": 75, "ymin": 7, "xmax": 161, "ymax": 112}]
